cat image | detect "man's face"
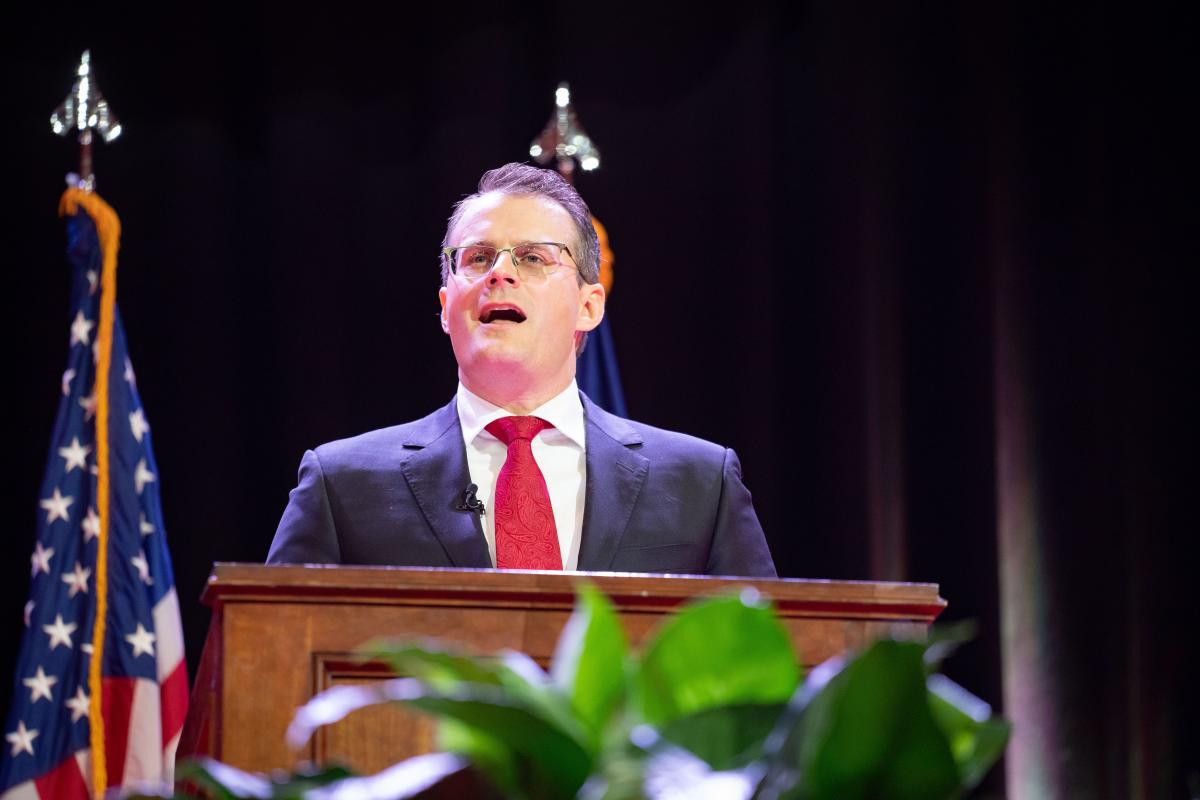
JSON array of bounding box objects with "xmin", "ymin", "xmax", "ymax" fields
[{"xmin": 439, "ymin": 192, "xmax": 604, "ymax": 398}]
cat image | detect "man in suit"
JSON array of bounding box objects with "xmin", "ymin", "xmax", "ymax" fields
[{"xmin": 268, "ymin": 163, "xmax": 775, "ymax": 577}]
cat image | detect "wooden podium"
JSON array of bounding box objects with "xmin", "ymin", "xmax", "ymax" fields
[{"xmin": 179, "ymin": 564, "xmax": 945, "ymax": 775}]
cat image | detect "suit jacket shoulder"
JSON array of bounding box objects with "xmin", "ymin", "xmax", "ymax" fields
[
  {"xmin": 267, "ymin": 399, "xmax": 492, "ymax": 568},
  {"xmin": 584, "ymin": 395, "xmax": 724, "ymax": 455},
  {"xmin": 579, "ymin": 394, "xmax": 776, "ymax": 577},
  {"xmin": 310, "ymin": 401, "xmax": 459, "ymax": 472}
]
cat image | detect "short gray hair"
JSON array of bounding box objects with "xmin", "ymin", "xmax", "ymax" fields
[{"xmin": 440, "ymin": 163, "xmax": 601, "ymax": 288}]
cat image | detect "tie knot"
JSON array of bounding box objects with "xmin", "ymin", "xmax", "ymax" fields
[{"xmin": 486, "ymin": 416, "xmax": 553, "ymax": 445}]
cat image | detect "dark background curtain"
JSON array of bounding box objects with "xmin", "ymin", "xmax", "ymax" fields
[{"xmin": 2, "ymin": 3, "xmax": 1192, "ymax": 797}]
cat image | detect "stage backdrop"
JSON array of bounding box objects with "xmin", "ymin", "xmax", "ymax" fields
[{"xmin": 1, "ymin": 3, "xmax": 1192, "ymax": 798}]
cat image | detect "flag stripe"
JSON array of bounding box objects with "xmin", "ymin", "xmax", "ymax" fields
[
  {"xmin": 32, "ymin": 752, "xmax": 86, "ymax": 800},
  {"xmin": 152, "ymin": 589, "xmax": 184, "ymax": 683},
  {"xmin": 0, "ymin": 781, "xmax": 39, "ymax": 800},
  {"xmin": 100, "ymin": 677, "xmax": 135, "ymax": 788},
  {"xmin": 163, "ymin": 730, "xmax": 182, "ymax": 785},
  {"xmin": 73, "ymin": 751, "xmax": 90, "ymax": 793},
  {"xmin": 123, "ymin": 680, "xmax": 163, "ymax": 785},
  {"xmin": 160, "ymin": 660, "xmax": 189, "ymax": 751}
]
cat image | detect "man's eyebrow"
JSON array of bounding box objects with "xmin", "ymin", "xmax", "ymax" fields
[{"xmin": 458, "ymin": 240, "xmax": 549, "ymax": 247}]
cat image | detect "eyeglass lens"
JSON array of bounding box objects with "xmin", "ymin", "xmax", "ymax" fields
[{"xmin": 452, "ymin": 244, "xmax": 562, "ymax": 277}]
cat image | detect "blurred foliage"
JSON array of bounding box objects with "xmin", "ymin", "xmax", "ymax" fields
[{"xmin": 167, "ymin": 584, "xmax": 1007, "ymax": 799}]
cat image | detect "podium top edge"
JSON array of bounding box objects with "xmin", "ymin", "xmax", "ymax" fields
[{"xmin": 202, "ymin": 563, "xmax": 947, "ymax": 621}]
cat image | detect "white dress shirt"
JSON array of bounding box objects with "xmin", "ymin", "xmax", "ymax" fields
[{"xmin": 455, "ymin": 381, "xmax": 587, "ymax": 570}]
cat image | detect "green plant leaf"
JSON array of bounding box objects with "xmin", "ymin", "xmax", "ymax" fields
[
  {"xmin": 656, "ymin": 702, "xmax": 786, "ymax": 770},
  {"xmin": 361, "ymin": 638, "xmax": 509, "ymax": 689},
  {"xmin": 175, "ymin": 757, "xmax": 353, "ymax": 799},
  {"xmin": 580, "ymin": 733, "xmax": 650, "ymax": 800},
  {"xmin": 550, "ymin": 583, "xmax": 629, "ymax": 743},
  {"xmin": 288, "ymin": 678, "xmax": 425, "ymax": 748},
  {"xmin": 305, "ymin": 753, "xmax": 492, "ymax": 799},
  {"xmin": 926, "ymin": 674, "xmax": 1011, "ymax": 790},
  {"xmin": 762, "ymin": 640, "xmax": 962, "ymax": 800},
  {"xmin": 288, "ymin": 674, "xmax": 590, "ymax": 800},
  {"xmin": 494, "ymin": 650, "xmax": 595, "ymax": 749},
  {"xmin": 404, "ymin": 685, "xmax": 594, "ymax": 800},
  {"xmin": 922, "ymin": 620, "xmax": 979, "ymax": 670},
  {"xmin": 174, "ymin": 754, "xmax": 480, "ymax": 800},
  {"xmin": 174, "ymin": 758, "xmax": 262, "ymax": 800},
  {"xmin": 633, "ymin": 591, "xmax": 800, "ymax": 725},
  {"xmin": 437, "ymin": 717, "xmax": 519, "ymax": 794},
  {"xmin": 359, "ymin": 639, "xmax": 589, "ymax": 754}
]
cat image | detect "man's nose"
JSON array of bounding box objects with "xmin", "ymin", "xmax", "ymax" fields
[{"xmin": 487, "ymin": 250, "xmax": 521, "ymax": 285}]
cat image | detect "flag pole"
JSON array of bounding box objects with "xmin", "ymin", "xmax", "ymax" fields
[
  {"xmin": 2, "ymin": 52, "xmax": 183, "ymax": 799},
  {"xmin": 51, "ymin": 50, "xmax": 123, "ymax": 798}
]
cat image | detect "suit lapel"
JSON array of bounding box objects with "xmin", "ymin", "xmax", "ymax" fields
[
  {"xmin": 398, "ymin": 399, "xmax": 492, "ymax": 568},
  {"xmin": 577, "ymin": 394, "xmax": 649, "ymax": 571}
]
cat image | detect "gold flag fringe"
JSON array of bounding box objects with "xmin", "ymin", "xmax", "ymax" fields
[
  {"xmin": 592, "ymin": 216, "xmax": 614, "ymax": 296},
  {"xmin": 59, "ymin": 187, "xmax": 121, "ymax": 798}
]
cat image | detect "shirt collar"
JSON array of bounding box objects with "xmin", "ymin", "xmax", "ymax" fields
[{"xmin": 456, "ymin": 380, "xmax": 586, "ymax": 449}]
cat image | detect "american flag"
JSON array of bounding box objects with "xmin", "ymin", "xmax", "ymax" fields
[{"xmin": 1, "ymin": 190, "xmax": 187, "ymax": 799}]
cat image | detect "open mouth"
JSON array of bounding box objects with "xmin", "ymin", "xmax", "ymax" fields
[{"xmin": 480, "ymin": 306, "xmax": 527, "ymax": 324}]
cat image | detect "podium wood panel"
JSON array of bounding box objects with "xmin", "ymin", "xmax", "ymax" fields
[{"xmin": 180, "ymin": 563, "xmax": 946, "ymax": 775}]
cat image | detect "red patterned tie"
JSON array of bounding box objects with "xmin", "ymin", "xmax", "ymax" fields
[{"xmin": 485, "ymin": 416, "xmax": 562, "ymax": 570}]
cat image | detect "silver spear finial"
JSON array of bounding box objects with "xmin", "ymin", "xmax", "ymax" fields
[
  {"xmin": 50, "ymin": 51, "xmax": 122, "ymax": 191},
  {"xmin": 529, "ymin": 82, "xmax": 600, "ymax": 184}
]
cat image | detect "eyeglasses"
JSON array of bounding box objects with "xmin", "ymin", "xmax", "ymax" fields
[{"xmin": 442, "ymin": 242, "xmax": 577, "ymax": 282}]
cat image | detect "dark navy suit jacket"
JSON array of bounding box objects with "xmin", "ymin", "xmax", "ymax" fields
[{"xmin": 267, "ymin": 393, "xmax": 776, "ymax": 577}]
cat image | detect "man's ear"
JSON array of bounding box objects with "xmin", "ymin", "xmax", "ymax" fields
[
  {"xmin": 438, "ymin": 286, "xmax": 450, "ymax": 334},
  {"xmin": 576, "ymin": 282, "xmax": 606, "ymax": 333}
]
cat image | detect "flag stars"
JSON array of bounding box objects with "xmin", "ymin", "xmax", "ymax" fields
[
  {"xmin": 86, "ymin": 269, "xmax": 98, "ymax": 295},
  {"xmin": 129, "ymin": 408, "xmax": 150, "ymax": 442},
  {"xmin": 6, "ymin": 721, "xmax": 38, "ymax": 757},
  {"xmin": 40, "ymin": 488, "xmax": 74, "ymax": 524},
  {"xmin": 58, "ymin": 437, "xmax": 92, "ymax": 472},
  {"xmin": 79, "ymin": 393, "xmax": 97, "ymax": 421},
  {"xmin": 124, "ymin": 357, "xmax": 136, "ymax": 387},
  {"xmin": 135, "ymin": 459, "xmax": 156, "ymax": 495},
  {"xmin": 24, "ymin": 601, "xmax": 34, "ymax": 627},
  {"xmin": 30, "ymin": 542, "xmax": 55, "ymax": 576},
  {"xmin": 139, "ymin": 514, "xmax": 156, "ymax": 536},
  {"xmin": 22, "ymin": 666, "xmax": 57, "ymax": 703},
  {"xmin": 62, "ymin": 562, "xmax": 92, "ymax": 598},
  {"xmin": 131, "ymin": 551, "xmax": 154, "ymax": 585},
  {"xmin": 43, "ymin": 614, "xmax": 77, "ymax": 650},
  {"xmin": 125, "ymin": 623, "xmax": 156, "ymax": 658},
  {"xmin": 61, "ymin": 367, "xmax": 77, "ymax": 396},
  {"xmin": 82, "ymin": 507, "xmax": 100, "ymax": 542},
  {"xmin": 69, "ymin": 311, "xmax": 94, "ymax": 346},
  {"xmin": 65, "ymin": 686, "xmax": 90, "ymax": 723}
]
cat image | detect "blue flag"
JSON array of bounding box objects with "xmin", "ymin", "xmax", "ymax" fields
[
  {"xmin": 577, "ymin": 216, "xmax": 627, "ymax": 417},
  {"xmin": 577, "ymin": 317, "xmax": 628, "ymax": 418}
]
